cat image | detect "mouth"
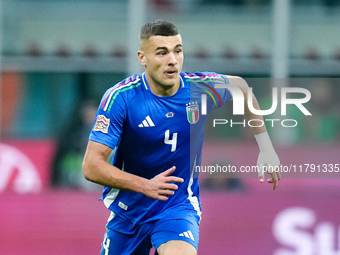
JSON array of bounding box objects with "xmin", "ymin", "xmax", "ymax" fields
[{"xmin": 164, "ymin": 70, "xmax": 178, "ymax": 78}]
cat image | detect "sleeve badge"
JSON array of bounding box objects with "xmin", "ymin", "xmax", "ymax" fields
[{"xmin": 93, "ymin": 115, "xmax": 110, "ymax": 134}]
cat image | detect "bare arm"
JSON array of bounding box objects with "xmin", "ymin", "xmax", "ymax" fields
[
  {"xmin": 82, "ymin": 140, "xmax": 184, "ymax": 200},
  {"xmin": 228, "ymin": 76, "xmax": 281, "ymax": 190},
  {"xmin": 228, "ymin": 75, "xmax": 266, "ymax": 135}
]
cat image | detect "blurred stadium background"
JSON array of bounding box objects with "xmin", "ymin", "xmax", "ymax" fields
[{"xmin": 0, "ymin": 0, "xmax": 340, "ymax": 254}]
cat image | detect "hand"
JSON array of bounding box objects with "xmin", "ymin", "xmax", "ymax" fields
[
  {"xmin": 257, "ymin": 150, "xmax": 281, "ymax": 190},
  {"xmin": 144, "ymin": 166, "xmax": 184, "ymax": 201}
]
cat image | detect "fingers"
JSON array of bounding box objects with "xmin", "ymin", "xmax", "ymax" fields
[
  {"xmin": 258, "ymin": 167, "xmax": 265, "ymax": 183},
  {"xmin": 160, "ymin": 183, "xmax": 180, "ymax": 191},
  {"xmin": 267, "ymin": 167, "xmax": 280, "ymax": 190},
  {"xmin": 257, "ymin": 150, "xmax": 280, "ymax": 187},
  {"xmin": 267, "ymin": 178, "xmax": 278, "ymax": 190},
  {"xmin": 258, "ymin": 165, "xmax": 281, "ymax": 190},
  {"xmin": 161, "ymin": 166, "xmax": 184, "ymax": 183},
  {"xmin": 166, "ymin": 176, "xmax": 184, "ymax": 184},
  {"xmin": 146, "ymin": 166, "xmax": 184, "ymax": 201},
  {"xmin": 155, "ymin": 185, "xmax": 178, "ymax": 201},
  {"xmin": 161, "ymin": 166, "xmax": 177, "ymax": 176},
  {"xmin": 159, "ymin": 188, "xmax": 176, "ymax": 195},
  {"xmin": 158, "ymin": 195, "xmax": 173, "ymax": 201},
  {"xmin": 276, "ymin": 168, "xmax": 281, "ymax": 180}
]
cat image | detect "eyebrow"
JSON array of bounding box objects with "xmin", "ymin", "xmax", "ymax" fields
[{"xmin": 155, "ymin": 44, "xmax": 183, "ymax": 51}]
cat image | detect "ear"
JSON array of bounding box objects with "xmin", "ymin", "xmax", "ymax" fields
[{"xmin": 138, "ymin": 50, "xmax": 146, "ymax": 66}]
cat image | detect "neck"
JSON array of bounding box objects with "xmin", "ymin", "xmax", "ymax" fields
[{"xmin": 145, "ymin": 73, "xmax": 181, "ymax": 97}]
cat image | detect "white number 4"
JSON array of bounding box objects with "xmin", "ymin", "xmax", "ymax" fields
[
  {"xmin": 164, "ymin": 130, "xmax": 178, "ymax": 152},
  {"xmin": 102, "ymin": 235, "xmax": 110, "ymax": 255}
]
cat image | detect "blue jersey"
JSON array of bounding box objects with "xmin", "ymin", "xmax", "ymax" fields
[{"xmin": 89, "ymin": 71, "xmax": 232, "ymax": 233}]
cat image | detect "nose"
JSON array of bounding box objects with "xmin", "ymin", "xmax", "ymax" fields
[{"xmin": 168, "ymin": 52, "xmax": 177, "ymax": 65}]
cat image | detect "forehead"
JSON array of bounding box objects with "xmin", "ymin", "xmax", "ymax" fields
[{"xmin": 143, "ymin": 34, "xmax": 182, "ymax": 50}]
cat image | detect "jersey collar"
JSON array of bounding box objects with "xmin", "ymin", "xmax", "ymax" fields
[{"xmin": 141, "ymin": 72, "xmax": 185, "ymax": 91}]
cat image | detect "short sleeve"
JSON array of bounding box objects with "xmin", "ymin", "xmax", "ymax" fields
[
  {"xmin": 215, "ymin": 73, "xmax": 233, "ymax": 105},
  {"xmin": 200, "ymin": 72, "xmax": 233, "ymax": 108},
  {"xmin": 89, "ymin": 87, "xmax": 126, "ymax": 149}
]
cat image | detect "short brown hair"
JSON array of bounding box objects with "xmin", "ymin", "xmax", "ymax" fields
[{"xmin": 140, "ymin": 19, "xmax": 179, "ymax": 41}]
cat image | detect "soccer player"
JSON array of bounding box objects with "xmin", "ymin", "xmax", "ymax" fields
[{"xmin": 82, "ymin": 19, "xmax": 280, "ymax": 255}]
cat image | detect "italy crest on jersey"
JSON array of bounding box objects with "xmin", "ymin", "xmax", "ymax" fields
[{"xmin": 186, "ymin": 102, "xmax": 199, "ymax": 124}]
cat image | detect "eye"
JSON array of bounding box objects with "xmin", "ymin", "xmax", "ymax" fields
[
  {"xmin": 175, "ymin": 48, "xmax": 182, "ymax": 54},
  {"xmin": 157, "ymin": 51, "xmax": 166, "ymax": 56}
]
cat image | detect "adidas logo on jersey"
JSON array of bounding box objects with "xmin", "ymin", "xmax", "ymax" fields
[
  {"xmin": 138, "ymin": 115, "xmax": 155, "ymax": 127},
  {"xmin": 179, "ymin": 230, "xmax": 195, "ymax": 241}
]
